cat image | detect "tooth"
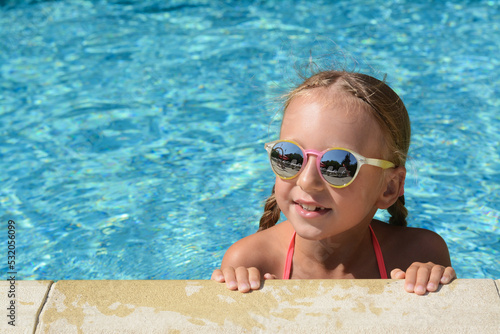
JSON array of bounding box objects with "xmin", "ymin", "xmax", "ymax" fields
[{"xmin": 300, "ymin": 204, "xmax": 324, "ymax": 211}]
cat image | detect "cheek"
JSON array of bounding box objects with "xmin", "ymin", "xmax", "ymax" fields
[
  {"xmin": 351, "ymin": 169, "xmax": 386, "ymax": 201},
  {"xmin": 274, "ymin": 177, "xmax": 293, "ymax": 213}
]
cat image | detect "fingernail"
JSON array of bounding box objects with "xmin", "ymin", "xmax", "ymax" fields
[
  {"xmin": 239, "ymin": 283, "xmax": 249, "ymax": 291},
  {"xmin": 427, "ymin": 282, "xmax": 436, "ymax": 291},
  {"xmin": 405, "ymin": 283, "xmax": 414, "ymax": 292},
  {"xmin": 415, "ymin": 285, "xmax": 426, "ymax": 294},
  {"xmin": 227, "ymin": 281, "xmax": 237, "ymax": 289},
  {"xmin": 250, "ymin": 281, "xmax": 259, "ymax": 289},
  {"xmin": 441, "ymin": 276, "xmax": 449, "ymax": 284}
]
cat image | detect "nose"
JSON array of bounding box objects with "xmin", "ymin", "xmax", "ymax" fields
[{"xmin": 296, "ymin": 155, "xmax": 326, "ymax": 192}]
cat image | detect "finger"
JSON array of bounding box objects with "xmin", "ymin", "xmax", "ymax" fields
[
  {"xmin": 405, "ymin": 262, "xmax": 422, "ymax": 292},
  {"xmin": 426, "ymin": 265, "xmax": 445, "ymax": 292},
  {"xmin": 390, "ymin": 268, "xmax": 406, "ymax": 279},
  {"xmin": 403, "ymin": 263, "xmax": 419, "ymax": 293},
  {"xmin": 413, "ymin": 263, "xmax": 432, "ymax": 295},
  {"xmin": 235, "ymin": 266, "xmax": 252, "ymax": 292},
  {"xmin": 264, "ymin": 273, "xmax": 277, "ymax": 280},
  {"xmin": 221, "ymin": 267, "xmax": 238, "ymax": 290},
  {"xmin": 248, "ymin": 267, "xmax": 261, "ymax": 290},
  {"xmin": 211, "ymin": 269, "xmax": 225, "ymax": 282},
  {"xmin": 440, "ymin": 266, "xmax": 457, "ymax": 284}
]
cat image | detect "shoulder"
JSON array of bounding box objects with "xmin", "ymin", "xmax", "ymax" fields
[
  {"xmin": 221, "ymin": 222, "xmax": 294, "ymax": 276},
  {"xmin": 371, "ymin": 220, "xmax": 452, "ymax": 270}
]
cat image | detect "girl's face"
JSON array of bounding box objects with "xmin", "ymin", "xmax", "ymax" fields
[{"xmin": 275, "ymin": 87, "xmax": 390, "ymax": 240}]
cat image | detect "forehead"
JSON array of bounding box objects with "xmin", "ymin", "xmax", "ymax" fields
[{"xmin": 280, "ymin": 87, "xmax": 386, "ymax": 154}]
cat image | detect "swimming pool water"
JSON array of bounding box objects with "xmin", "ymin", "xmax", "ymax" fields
[{"xmin": 0, "ymin": 0, "xmax": 498, "ymax": 280}]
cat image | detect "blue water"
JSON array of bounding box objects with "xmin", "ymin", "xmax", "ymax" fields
[{"xmin": 0, "ymin": 0, "xmax": 498, "ymax": 280}]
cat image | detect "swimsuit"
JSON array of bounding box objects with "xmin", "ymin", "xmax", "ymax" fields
[{"xmin": 282, "ymin": 225, "xmax": 388, "ymax": 279}]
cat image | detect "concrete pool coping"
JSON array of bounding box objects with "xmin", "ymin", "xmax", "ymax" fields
[{"xmin": 1, "ymin": 279, "xmax": 499, "ymax": 333}]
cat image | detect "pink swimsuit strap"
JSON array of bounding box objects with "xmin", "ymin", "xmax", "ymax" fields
[{"xmin": 282, "ymin": 225, "xmax": 388, "ymax": 279}]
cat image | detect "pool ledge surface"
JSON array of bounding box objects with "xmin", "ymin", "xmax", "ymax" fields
[{"xmin": 1, "ymin": 279, "xmax": 499, "ymax": 333}]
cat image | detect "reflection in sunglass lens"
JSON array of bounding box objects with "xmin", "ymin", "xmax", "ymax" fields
[
  {"xmin": 320, "ymin": 150, "xmax": 357, "ymax": 186},
  {"xmin": 269, "ymin": 142, "xmax": 304, "ymax": 179},
  {"xmin": 268, "ymin": 142, "xmax": 360, "ymax": 187}
]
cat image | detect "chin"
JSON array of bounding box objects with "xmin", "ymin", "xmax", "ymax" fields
[{"xmin": 292, "ymin": 223, "xmax": 332, "ymax": 241}]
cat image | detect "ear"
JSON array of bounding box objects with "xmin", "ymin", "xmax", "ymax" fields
[{"xmin": 376, "ymin": 166, "xmax": 406, "ymax": 209}]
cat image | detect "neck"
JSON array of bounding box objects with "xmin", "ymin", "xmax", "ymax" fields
[{"xmin": 293, "ymin": 222, "xmax": 376, "ymax": 278}]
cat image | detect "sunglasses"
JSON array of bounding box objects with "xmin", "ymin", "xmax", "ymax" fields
[{"xmin": 264, "ymin": 140, "xmax": 395, "ymax": 188}]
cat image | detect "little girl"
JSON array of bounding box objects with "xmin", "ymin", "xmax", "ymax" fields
[{"xmin": 212, "ymin": 70, "xmax": 456, "ymax": 295}]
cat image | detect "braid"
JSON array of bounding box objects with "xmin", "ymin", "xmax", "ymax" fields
[
  {"xmin": 258, "ymin": 185, "xmax": 281, "ymax": 232},
  {"xmin": 387, "ymin": 195, "xmax": 408, "ymax": 226}
]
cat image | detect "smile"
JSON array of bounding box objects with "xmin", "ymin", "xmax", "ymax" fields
[
  {"xmin": 298, "ymin": 203, "xmax": 326, "ymax": 212},
  {"xmin": 294, "ymin": 201, "xmax": 331, "ymax": 218}
]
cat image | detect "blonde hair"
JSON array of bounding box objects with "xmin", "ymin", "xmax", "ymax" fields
[{"xmin": 258, "ymin": 70, "xmax": 411, "ymax": 231}]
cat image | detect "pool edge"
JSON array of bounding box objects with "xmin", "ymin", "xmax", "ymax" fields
[{"xmin": 2, "ymin": 279, "xmax": 499, "ymax": 333}]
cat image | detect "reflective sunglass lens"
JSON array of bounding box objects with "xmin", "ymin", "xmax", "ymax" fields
[
  {"xmin": 320, "ymin": 150, "xmax": 358, "ymax": 186},
  {"xmin": 269, "ymin": 142, "xmax": 304, "ymax": 179}
]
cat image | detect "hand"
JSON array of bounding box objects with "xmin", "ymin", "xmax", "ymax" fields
[
  {"xmin": 211, "ymin": 267, "xmax": 276, "ymax": 293},
  {"xmin": 391, "ymin": 262, "xmax": 456, "ymax": 295}
]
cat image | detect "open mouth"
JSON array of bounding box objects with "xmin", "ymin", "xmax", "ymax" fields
[{"xmin": 296, "ymin": 202, "xmax": 329, "ymax": 212}]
